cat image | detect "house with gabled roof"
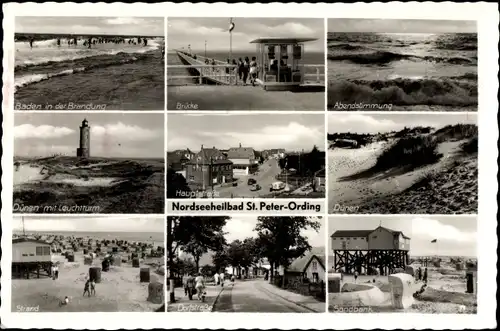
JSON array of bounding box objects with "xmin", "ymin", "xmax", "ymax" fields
[
  {"xmin": 227, "ymin": 143, "xmax": 259, "ymax": 176},
  {"xmin": 167, "ymin": 149, "xmax": 195, "ymax": 174},
  {"xmin": 185, "ymin": 145, "xmax": 233, "ymax": 189},
  {"xmin": 330, "ymin": 226, "xmax": 411, "ymax": 251},
  {"xmin": 285, "ymin": 252, "xmax": 326, "ymax": 284}
]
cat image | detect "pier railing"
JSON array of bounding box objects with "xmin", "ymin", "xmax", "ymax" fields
[
  {"xmin": 168, "ymin": 64, "xmax": 325, "ymax": 86},
  {"xmin": 168, "ymin": 52, "xmax": 325, "ymax": 86}
]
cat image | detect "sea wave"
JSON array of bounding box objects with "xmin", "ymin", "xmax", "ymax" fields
[
  {"xmin": 328, "ymin": 77, "xmax": 477, "ymax": 107},
  {"xmin": 328, "ymin": 50, "xmax": 475, "ymax": 65},
  {"xmin": 15, "ymin": 54, "xmax": 143, "ymax": 91},
  {"xmin": 15, "ymin": 38, "xmax": 161, "ymax": 68}
]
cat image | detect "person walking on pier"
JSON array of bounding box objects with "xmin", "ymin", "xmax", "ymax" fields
[
  {"xmin": 249, "ymin": 56, "xmax": 258, "ymax": 86},
  {"xmin": 242, "ymin": 57, "xmax": 250, "ymax": 84},
  {"xmin": 238, "ymin": 58, "xmax": 244, "ymax": 82}
]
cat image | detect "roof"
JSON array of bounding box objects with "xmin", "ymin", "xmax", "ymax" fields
[
  {"xmin": 227, "ymin": 146, "xmax": 256, "ymax": 159},
  {"xmin": 187, "ymin": 148, "xmax": 233, "ymax": 165},
  {"xmin": 250, "ymin": 37, "xmax": 318, "ymax": 44},
  {"xmin": 331, "ymin": 226, "xmax": 411, "ymax": 240},
  {"xmin": 331, "ymin": 230, "xmax": 373, "ymax": 238},
  {"xmin": 288, "ymin": 252, "xmax": 325, "ymax": 273},
  {"xmin": 13, "ymin": 237, "xmax": 51, "ymax": 245}
]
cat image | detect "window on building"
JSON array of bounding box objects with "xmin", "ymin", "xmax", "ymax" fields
[
  {"xmin": 311, "ymin": 261, "xmax": 317, "ymax": 270},
  {"xmin": 22, "ymin": 253, "xmax": 28, "ymax": 257},
  {"xmin": 373, "ymin": 236, "xmax": 377, "ymax": 239}
]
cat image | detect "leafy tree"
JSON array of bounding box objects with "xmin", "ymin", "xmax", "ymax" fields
[
  {"xmin": 212, "ymin": 249, "xmax": 230, "ymax": 274},
  {"xmin": 255, "ymin": 216, "xmax": 321, "ymax": 285},
  {"xmin": 167, "ymin": 168, "xmax": 191, "ymax": 199},
  {"xmin": 166, "ymin": 216, "xmax": 228, "ymax": 302}
]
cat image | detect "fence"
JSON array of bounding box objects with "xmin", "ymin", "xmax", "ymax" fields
[
  {"xmin": 168, "ymin": 52, "xmax": 325, "ymax": 86},
  {"xmin": 168, "ymin": 64, "xmax": 325, "ymax": 86}
]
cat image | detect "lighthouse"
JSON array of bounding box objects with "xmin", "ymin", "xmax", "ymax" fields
[{"xmin": 76, "ymin": 118, "xmax": 90, "ymax": 158}]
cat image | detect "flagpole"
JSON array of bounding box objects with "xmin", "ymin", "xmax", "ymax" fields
[{"xmin": 229, "ymin": 18, "xmax": 233, "ymax": 62}]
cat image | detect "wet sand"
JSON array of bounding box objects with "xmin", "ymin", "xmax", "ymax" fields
[{"xmin": 15, "ymin": 51, "xmax": 164, "ymax": 111}]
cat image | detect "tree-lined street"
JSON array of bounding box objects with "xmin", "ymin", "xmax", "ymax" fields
[{"xmin": 166, "ymin": 216, "xmax": 325, "ymax": 313}]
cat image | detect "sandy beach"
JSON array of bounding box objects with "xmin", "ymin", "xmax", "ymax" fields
[
  {"xmin": 12, "ymin": 232, "xmax": 165, "ymax": 312},
  {"xmin": 14, "ymin": 34, "xmax": 165, "ymax": 110},
  {"xmin": 329, "ymin": 257, "xmax": 477, "ymax": 314}
]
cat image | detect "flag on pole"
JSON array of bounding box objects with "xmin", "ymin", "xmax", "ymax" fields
[
  {"xmin": 229, "ymin": 19, "xmax": 235, "ymax": 32},
  {"xmin": 431, "ymin": 239, "xmax": 437, "ymax": 243}
]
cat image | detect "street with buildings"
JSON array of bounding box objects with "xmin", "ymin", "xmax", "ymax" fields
[{"xmin": 167, "ymin": 216, "xmax": 327, "ymax": 313}]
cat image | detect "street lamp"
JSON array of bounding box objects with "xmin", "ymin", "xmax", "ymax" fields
[{"xmin": 205, "ymin": 40, "xmax": 207, "ymax": 58}]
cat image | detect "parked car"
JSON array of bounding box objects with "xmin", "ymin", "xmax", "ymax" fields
[
  {"xmin": 250, "ymin": 184, "xmax": 261, "ymax": 191},
  {"xmin": 270, "ymin": 181, "xmax": 286, "ymax": 192},
  {"xmin": 247, "ymin": 178, "xmax": 256, "ymax": 185}
]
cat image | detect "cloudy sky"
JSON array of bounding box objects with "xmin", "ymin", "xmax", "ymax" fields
[
  {"xmin": 328, "ymin": 113, "xmax": 477, "ymax": 134},
  {"xmin": 168, "ymin": 114, "xmax": 325, "ymax": 152},
  {"xmin": 13, "ymin": 216, "xmax": 164, "ymax": 233},
  {"xmin": 328, "ymin": 18, "xmax": 476, "ymax": 33},
  {"xmin": 14, "ymin": 113, "xmax": 164, "ymax": 158},
  {"xmin": 225, "ymin": 216, "xmax": 325, "ymax": 248},
  {"xmin": 168, "ymin": 18, "xmax": 324, "ymax": 52},
  {"xmin": 15, "ymin": 17, "xmax": 164, "ymax": 36},
  {"xmin": 328, "ymin": 216, "xmax": 477, "ymax": 257}
]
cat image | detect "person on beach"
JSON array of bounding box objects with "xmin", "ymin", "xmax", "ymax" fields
[
  {"xmin": 194, "ymin": 273, "xmax": 205, "ymax": 301},
  {"xmin": 249, "ymin": 56, "xmax": 258, "ymax": 86},
  {"xmin": 83, "ymin": 280, "xmax": 91, "ymax": 297},
  {"xmin": 90, "ymin": 279, "xmax": 96, "ymax": 296},
  {"xmin": 59, "ymin": 296, "xmax": 70, "ymax": 307},
  {"xmin": 29, "ymin": 38, "xmax": 34, "ymax": 49},
  {"xmin": 354, "ymin": 271, "xmax": 359, "ymax": 283},
  {"xmin": 88, "ymin": 37, "xmax": 92, "ymax": 49},
  {"xmin": 51, "ymin": 263, "xmax": 56, "ymax": 280},
  {"xmin": 423, "ymin": 268, "xmax": 428, "ymax": 283}
]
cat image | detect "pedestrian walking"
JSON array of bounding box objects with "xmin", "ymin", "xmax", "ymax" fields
[
  {"xmin": 214, "ymin": 272, "xmax": 220, "ymax": 286},
  {"xmin": 219, "ymin": 271, "xmax": 225, "ymax": 287},
  {"xmin": 194, "ymin": 273, "xmax": 205, "ymax": 301}
]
